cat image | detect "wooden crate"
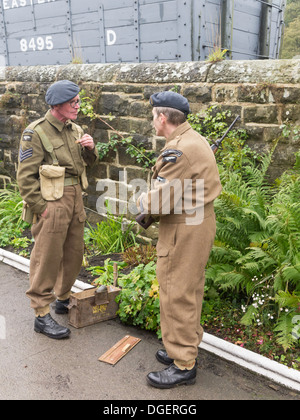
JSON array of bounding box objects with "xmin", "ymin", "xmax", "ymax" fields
[{"xmin": 68, "ymin": 285, "xmax": 121, "ymax": 329}]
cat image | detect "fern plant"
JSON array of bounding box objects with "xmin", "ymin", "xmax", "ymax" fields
[
  {"xmin": 206, "ymin": 151, "xmax": 274, "ymax": 284},
  {"xmin": 275, "ymin": 290, "xmax": 300, "ymax": 351},
  {"xmin": 206, "ymin": 149, "xmax": 300, "ymax": 351}
]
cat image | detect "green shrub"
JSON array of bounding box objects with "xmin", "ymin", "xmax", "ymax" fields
[
  {"xmin": 188, "ymin": 106, "xmax": 259, "ymax": 173},
  {"xmin": 116, "ymin": 262, "xmax": 161, "ymax": 337},
  {"xmin": 0, "ymin": 186, "xmax": 29, "ymax": 248},
  {"xmin": 122, "ymin": 244, "xmax": 157, "ymax": 267},
  {"xmin": 89, "ymin": 258, "xmax": 128, "ymax": 285},
  {"xmin": 92, "ymin": 260, "xmax": 161, "ymax": 337},
  {"xmin": 86, "ymin": 213, "xmax": 137, "ymax": 254}
]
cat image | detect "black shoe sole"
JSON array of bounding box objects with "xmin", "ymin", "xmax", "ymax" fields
[
  {"xmin": 34, "ymin": 327, "xmax": 71, "ymax": 340},
  {"xmin": 146, "ymin": 376, "xmax": 196, "ymax": 389}
]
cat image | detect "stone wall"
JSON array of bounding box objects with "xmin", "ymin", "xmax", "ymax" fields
[{"xmin": 0, "ymin": 59, "xmax": 299, "ymax": 234}]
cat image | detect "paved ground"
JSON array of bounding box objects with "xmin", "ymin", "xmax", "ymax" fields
[{"xmin": 0, "ymin": 262, "xmax": 299, "ymax": 401}]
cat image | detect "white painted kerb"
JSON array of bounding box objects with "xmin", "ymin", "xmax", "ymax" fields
[
  {"xmin": 1, "ymin": 247, "xmax": 299, "ymax": 393},
  {"xmin": 0, "ymin": 248, "xmax": 94, "ymax": 292},
  {"xmin": 201, "ymin": 333, "xmax": 300, "ymax": 392}
]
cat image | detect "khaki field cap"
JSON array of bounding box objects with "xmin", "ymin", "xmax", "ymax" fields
[{"xmin": 45, "ymin": 80, "xmax": 80, "ymax": 106}]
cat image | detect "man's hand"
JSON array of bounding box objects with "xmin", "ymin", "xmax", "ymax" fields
[
  {"xmin": 76, "ymin": 134, "xmax": 95, "ymax": 150},
  {"xmin": 41, "ymin": 208, "xmax": 48, "ymax": 218}
]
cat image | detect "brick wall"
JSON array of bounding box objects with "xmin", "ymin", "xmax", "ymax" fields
[{"xmin": 0, "ymin": 60, "xmax": 299, "ymax": 237}]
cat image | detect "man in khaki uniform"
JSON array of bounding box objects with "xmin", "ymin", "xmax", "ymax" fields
[
  {"xmin": 137, "ymin": 91, "xmax": 222, "ymax": 388},
  {"xmin": 17, "ymin": 80, "xmax": 97, "ymax": 339}
]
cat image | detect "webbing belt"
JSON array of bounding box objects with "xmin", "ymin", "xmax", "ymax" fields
[{"xmin": 64, "ymin": 177, "xmax": 81, "ymax": 187}]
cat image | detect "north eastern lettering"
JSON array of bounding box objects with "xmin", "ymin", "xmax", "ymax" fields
[{"xmin": 2, "ymin": 0, "xmax": 56, "ymax": 10}]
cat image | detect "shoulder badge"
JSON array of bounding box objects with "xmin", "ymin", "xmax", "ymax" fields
[
  {"xmin": 162, "ymin": 149, "xmax": 183, "ymax": 158},
  {"xmin": 162, "ymin": 149, "xmax": 183, "ymax": 164},
  {"xmin": 22, "ymin": 128, "xmax": 35, "ymax": 142},
  {"xmin": 22, "ymin": 117, "xmax": 47, "ymax": 144},
  {"xmin": 22, "ymin": 118, "xmax": 46, "ymax": 141},
  {"xmin": 163, "ymin": 156, "xmax": 177, "ymax": 164},
  {"xmin": 22, "ymin": 135, "xmax": 32, "ymax": 142},
  {"xmin": 23, "ymin": 129, "xmax": 35, "ymax": 135}
]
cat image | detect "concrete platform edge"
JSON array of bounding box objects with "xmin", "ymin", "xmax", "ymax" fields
[{"xmin": 1, "ymin": 247, "xmax": 299, "ymax": 393}]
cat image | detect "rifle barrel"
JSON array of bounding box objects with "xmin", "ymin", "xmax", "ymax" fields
[{"xmin": 211, "ymin": 115, "xmax": 240, "ymax": 153}]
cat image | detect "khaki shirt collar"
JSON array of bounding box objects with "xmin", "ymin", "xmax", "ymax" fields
[
  {"xmin": 165, "ymin": 121, "xmax": 191, "ymax": 144},
  {"xmin": 45, "ymin": 110, "xmax": 76, "ymax": 132}
]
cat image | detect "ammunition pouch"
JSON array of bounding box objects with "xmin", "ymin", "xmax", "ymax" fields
[{"xmin": 39, "ymin": 165, "xmax": 66, "ymax": 201}]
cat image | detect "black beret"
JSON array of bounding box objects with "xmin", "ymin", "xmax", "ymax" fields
[
  {"xmin": 45, "ymin": 80, "xmax": 80, "ymax": 106},
  {"xmin": 150, "ymin": 91, "xmax": 191, "ymax": 116}
]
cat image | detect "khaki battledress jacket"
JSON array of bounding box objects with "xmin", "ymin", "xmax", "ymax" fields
[
  {"xmin": 138, "ymin": 121, "xmax": 222, "ymax": 363},
  {"xmin": 17, "ymin": 110, "xmax": 98, "ymax": 314},
  {"xmin": 17, "ymin": 110, "xmax": 97, "ymax": 215}
]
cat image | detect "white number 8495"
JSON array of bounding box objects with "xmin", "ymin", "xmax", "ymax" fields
[{"xmin": 20, "ymin": 36, "xmax": 54, "ymax": 52}]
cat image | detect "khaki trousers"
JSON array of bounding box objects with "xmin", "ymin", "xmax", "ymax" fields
[
  {"xmin": 156, "ymin": 212, "xmax": 216, "ymax": 362},
  {"xmin": 27, "ymin": 185, "xmax": 86, "ymax": 316}
]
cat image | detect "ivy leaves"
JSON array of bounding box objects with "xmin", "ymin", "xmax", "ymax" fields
[
  {"xmin": 80, "ymin": 89, "xmax": 157, "ymax": 170},
  {"xmin": 96, "ymin": 134, "xmax": 157, "ymax": 170}
]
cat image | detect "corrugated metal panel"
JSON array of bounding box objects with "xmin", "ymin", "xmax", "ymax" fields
[{"xmin": 0, "ymin": 0, "xmax": 285, "ymax": 66}]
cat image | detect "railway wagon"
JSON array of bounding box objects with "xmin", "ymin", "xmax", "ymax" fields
[{"xmin": 0, "ymin": 0, "xmax": 285, "ymax": 66}]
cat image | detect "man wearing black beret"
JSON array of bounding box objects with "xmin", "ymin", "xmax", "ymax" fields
[
  {"xmin": 17, "ymin": 80, "xmax": 97, "ymax": 339},
  {"xmin": 137, "ymin": 91, "xmax": 222, "ymax": 388}
]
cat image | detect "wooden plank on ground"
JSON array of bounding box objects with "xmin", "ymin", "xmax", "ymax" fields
[{"xmin": 99, "ymin": 335, "xmax": 141, "ymax": 366}]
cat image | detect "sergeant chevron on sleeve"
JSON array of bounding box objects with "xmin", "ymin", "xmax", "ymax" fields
[{"xmin": 17, "ymin": 80, "xmax": 98, "ymax": 340}]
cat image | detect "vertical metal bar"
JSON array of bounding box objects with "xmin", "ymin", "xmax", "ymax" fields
[
  {"xmin": 31, "ymin": 1, "xmax": 36, "ymax": 31},
  {"xmin": 276, "ymin": 0, "xmax": 285, "ymax": 58},
  {"xmin": 191, "ymin": 0, "xmax": 200, "ymax": 61},
  {"xmin": 0, "ymin": 2, "xmax": 9, "ymax": 66},
  {"xmin": 133, "ymin": 0, "xmax": 140, "ymax": 62},
  {"xmin": 66, "ymin": 0, "xmax": 74, "ymax": 61},
  {"xmin": 221, "ymin": 0, "xmax": 234, "ymax": 59},
  {"xmin": 259, "ymin": 0, "xmax": 272, "ymax": 59},
  {"xmin": 177, "ymin": 0, "xmax": 192, "ymax": 61},
  {"xmin": 198, "ymin": 0, "xmax": 207, "ymax": 61},
  {"xmin": 99, "ymin": 4, "xmax": 106, "ymax": 63},
  {"xmin": 271, "ymin": 0, "xmax": 285, "ymax": 59}
]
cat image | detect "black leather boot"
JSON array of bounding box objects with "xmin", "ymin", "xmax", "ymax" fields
[
  {"xmin": 34, "ymin": 314, "xmax": 71, "ymax": 339},
  {"xmin": 156, "ymin": 349, "xmax": 174, "ymax": 365},
  {"xmin": 55, "ymin": 299, "xmax": 70, "ymax": 314},
  {"xmin": 147, "ymin": 363, "xmax": 197, "ymax": 389}
]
